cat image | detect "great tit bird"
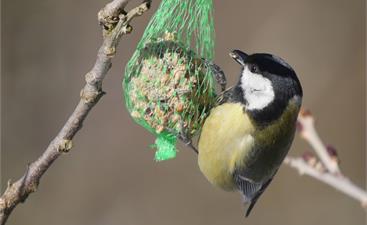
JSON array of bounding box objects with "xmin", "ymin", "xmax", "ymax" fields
[{"xmin": 198, "ymin": 50, "xmax": 303, "ymax": 217}]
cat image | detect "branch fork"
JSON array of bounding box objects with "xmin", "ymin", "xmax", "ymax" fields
[{"xmin": 284, "ymin": 109, "xmax": 367, "ymax": 208}]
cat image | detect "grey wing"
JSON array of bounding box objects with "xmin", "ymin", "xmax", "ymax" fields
[{"xmin": 234, "ymin": 173, "xmax": 275, "ymax": 217}]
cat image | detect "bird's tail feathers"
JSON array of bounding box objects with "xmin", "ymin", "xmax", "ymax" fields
[
  {"xmin": 235, "ymin": 174, "xmax": 273, "ymax": 217},
  {"xmin": 241, "ymin": 194, "xmax": 258, "ymax": 217}
]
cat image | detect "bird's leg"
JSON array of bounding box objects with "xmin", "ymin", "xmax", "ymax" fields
[
  {"xmin": 165, "ymin": 123, "xmax": 198, "ymax": 154},
  {"xmin": 203, "ymin": 59, "xmax": 227, "ymax": 92},
  {"xmin": 177, "ymin": 121, "xmax": 199, "ymax": 154},
  {"xmin": 178, "ymin": 134, "xmax": 198, "ymax": 154}
]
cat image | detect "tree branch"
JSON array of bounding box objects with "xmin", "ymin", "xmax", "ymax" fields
[
  {"xmin": 297, "ymin": 110, "xmax": 340, "ymax": 174},
  {"xmin": 284, "ymin": 157, "xmax": 367, "ymax": 206},
  {"xmin": 0, "ymin": 1, "xmax": 151, "ymax": 224},
  {"xmin": 284, "ymin": 110, "xmax": 367, "ymax": 208}
]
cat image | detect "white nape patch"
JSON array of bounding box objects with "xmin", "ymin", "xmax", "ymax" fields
[{"xmin": 240, "ymin": 66, "xmax": 275, "ymax": 110}]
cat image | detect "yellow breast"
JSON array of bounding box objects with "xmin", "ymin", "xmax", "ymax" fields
[{"xmin": 198, "ymin": 103, "xmax": 255, "ymax": 191}]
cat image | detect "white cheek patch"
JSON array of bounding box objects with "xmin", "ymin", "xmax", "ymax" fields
[{"xmin": 240, "ymin": 67, "xmax": 275, "ymax": 110}]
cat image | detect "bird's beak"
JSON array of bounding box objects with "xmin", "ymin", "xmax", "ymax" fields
[{"xmin": 229, "ymin": 49, "xmax": 248, "ymax": 66}]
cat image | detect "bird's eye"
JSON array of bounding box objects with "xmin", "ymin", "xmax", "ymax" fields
[{"xmin": 250, "ymin": 65, "xmax": 258, "ymax": 73}]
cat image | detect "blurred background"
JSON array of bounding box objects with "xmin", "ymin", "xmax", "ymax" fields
[{"xmin": 2, "ymin": 0, "xmax": 366, "ymax": 225}]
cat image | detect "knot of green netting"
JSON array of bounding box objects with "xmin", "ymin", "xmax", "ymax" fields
[{"xmin": 151, "ymin": 133, "xmax": 177, "ymax": 161}]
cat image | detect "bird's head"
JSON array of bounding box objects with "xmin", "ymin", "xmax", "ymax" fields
[{"xmin": 230, "ymin": 49, "xmax": 303, "ymax": 124}]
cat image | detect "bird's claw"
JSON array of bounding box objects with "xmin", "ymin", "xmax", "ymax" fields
[
  {"xmin": 166, "ymin": 122, "xmax": 198, "ymax": 154},
  {"xmin": 203, "ymin": 58, "xmax": 227, "ymax": 92}
]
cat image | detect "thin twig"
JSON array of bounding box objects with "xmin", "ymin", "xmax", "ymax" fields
[
  {"xmin": 0, "ymin": 1, "xmax": 151, "ymax": 224},
  {"xmin": 284, "ymin": 157, "xmax": 367, "ymax": 206},
  {"xmin": 284, "ymin": 110, "xmax": 367, "ymax": 208},
  {"xmin": 98, "ymin": 0, "xmax": 151, "ymax": 31},
  {"xmin": 297, "ymin": 110, "xmax": 340, "ymax": 174}
]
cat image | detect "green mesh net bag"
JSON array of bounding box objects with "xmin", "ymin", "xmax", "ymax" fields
[{"xmin": 123, "ymin": 0, "xmax": 215, "ymax": 161}]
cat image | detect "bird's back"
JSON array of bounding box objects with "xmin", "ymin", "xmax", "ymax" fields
[{"xmin": 242, "ymin": 97, "xmax": 300, "ymax": 182}]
